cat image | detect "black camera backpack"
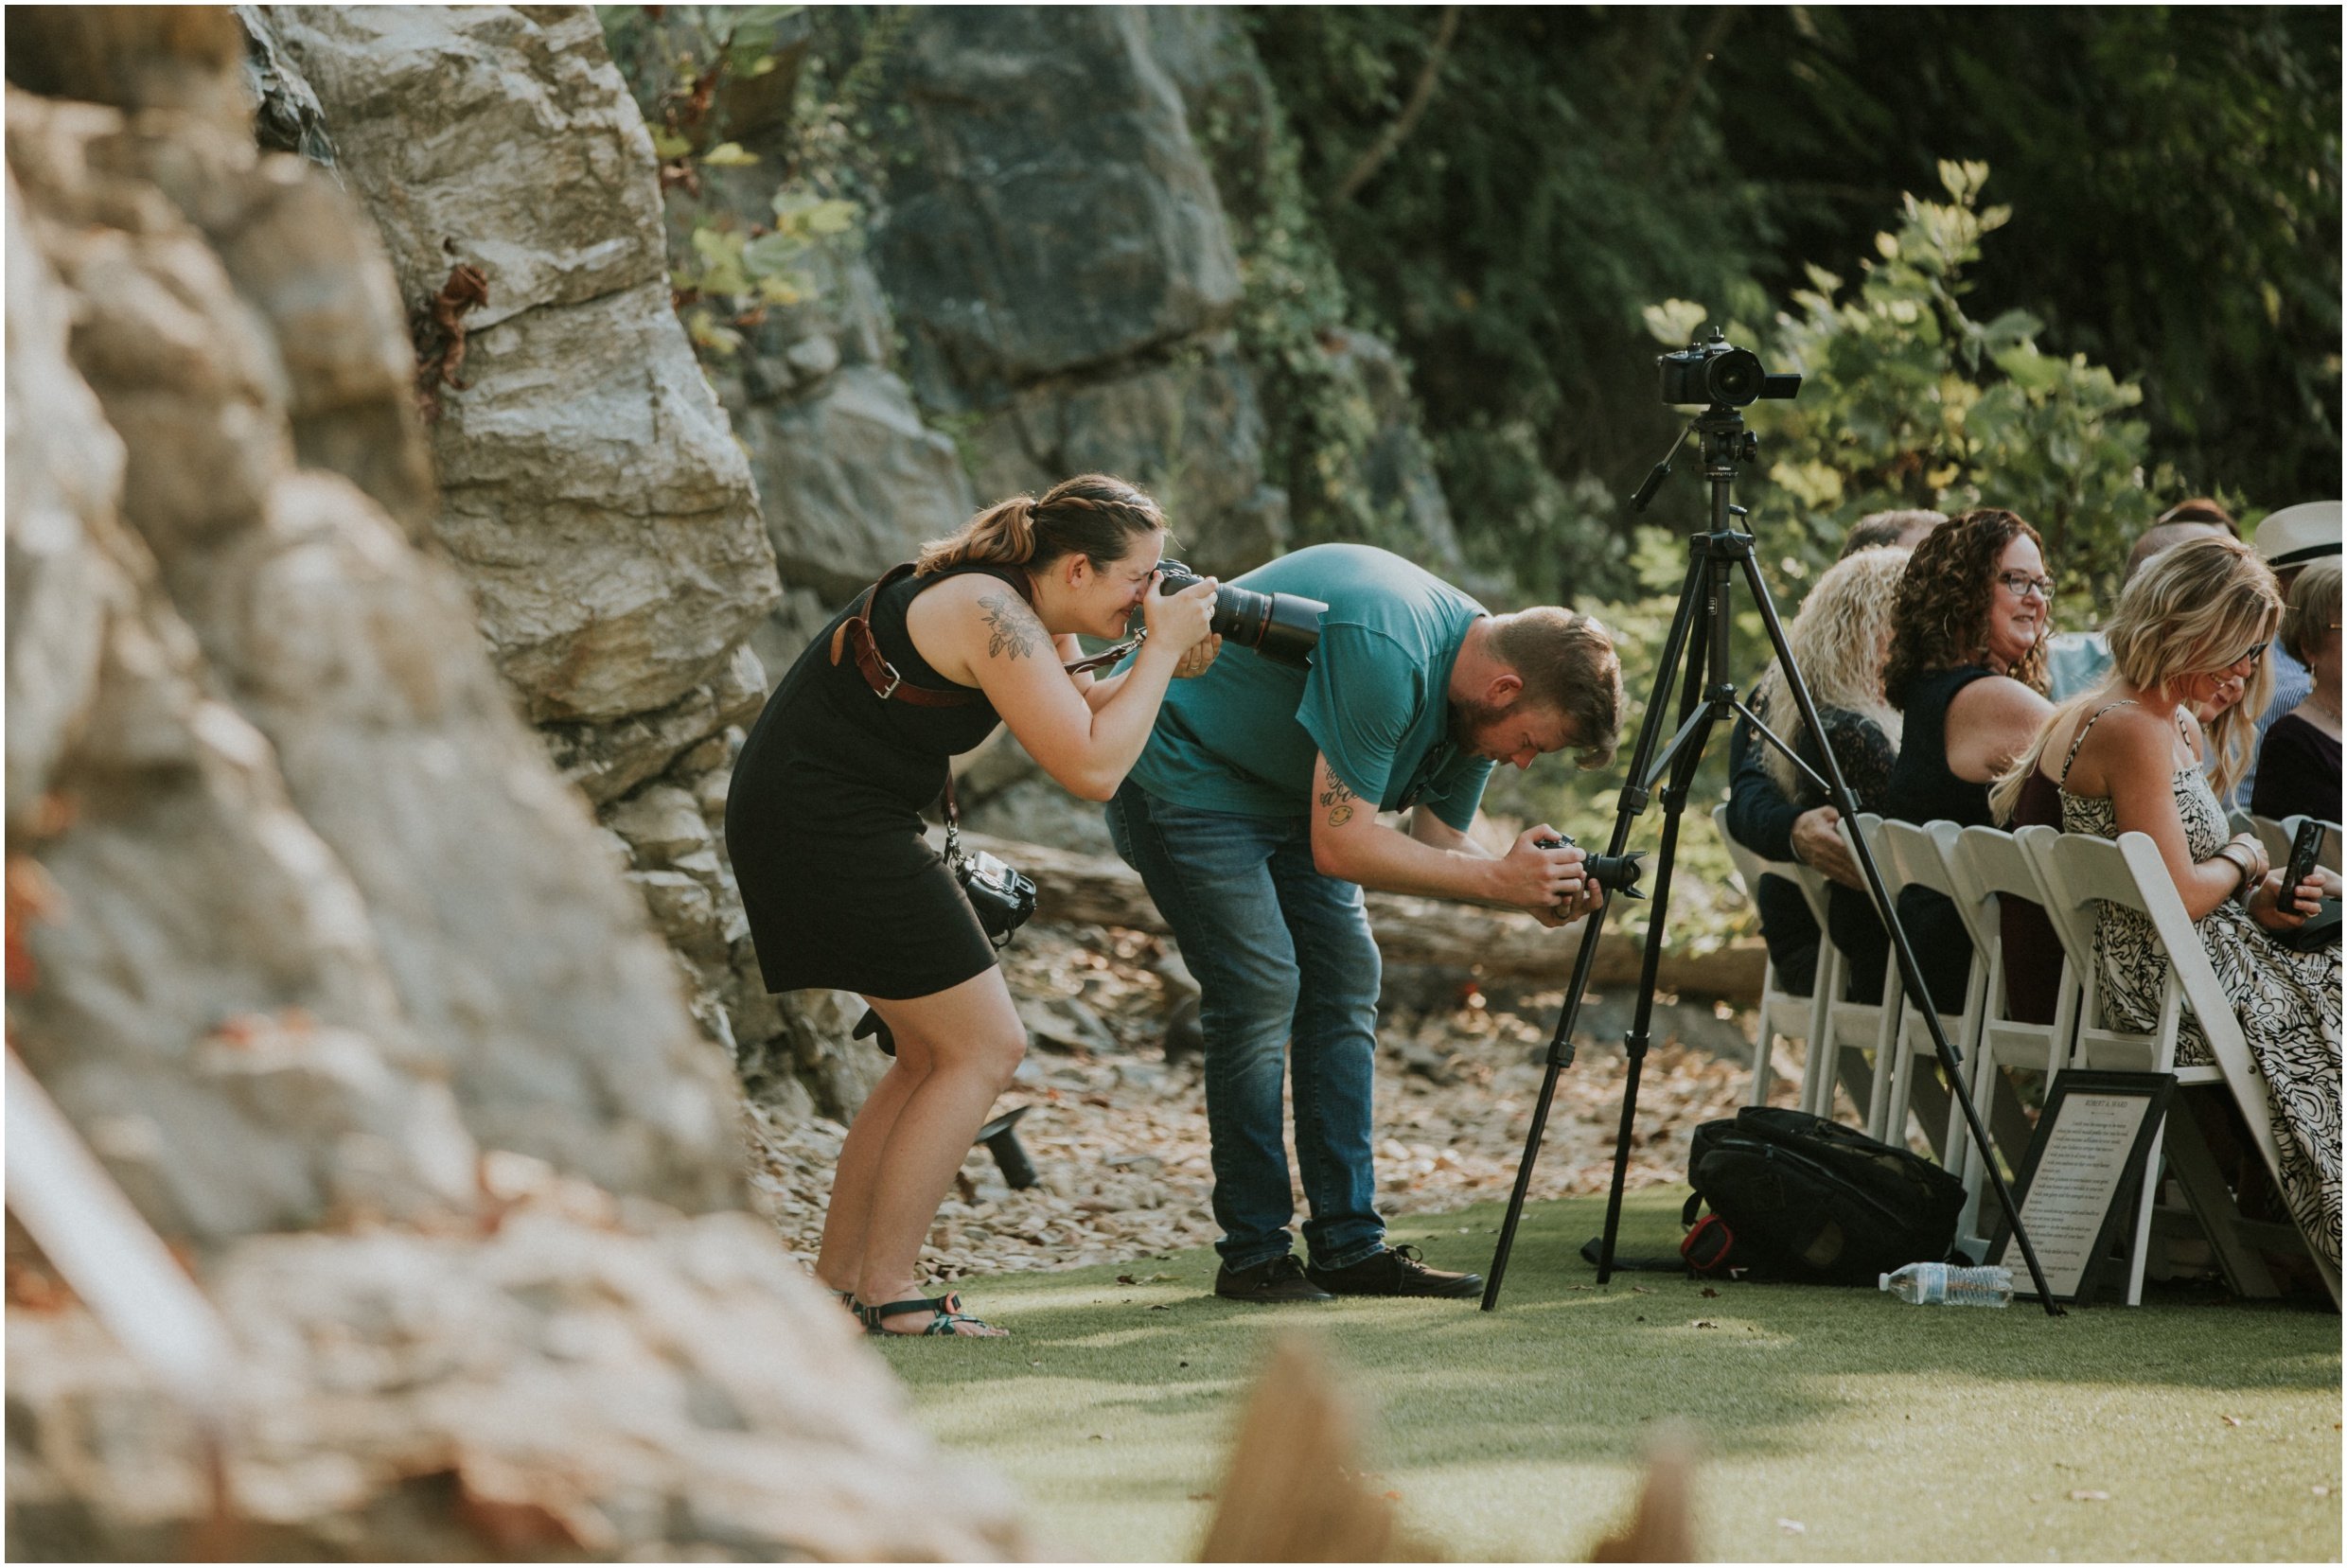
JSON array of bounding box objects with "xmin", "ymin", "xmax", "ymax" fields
[{"xmin": 1679, "ymin": 1107, "xmax": 1968, "ymax": 1285}]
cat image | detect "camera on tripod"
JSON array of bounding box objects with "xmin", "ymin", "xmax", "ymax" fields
[
  {"xmin": 1657, "ymin": 328, "xmax": 1801, "ymax": 407},
  {"xmin": 1156, "ymin": 560, "xmax": 1325, "ymax": 669}
]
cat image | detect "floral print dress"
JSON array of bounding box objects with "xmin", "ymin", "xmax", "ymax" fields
[{"xmin": 2057, "ymin": 701, "xmax": 2342, "ymax": 1273}]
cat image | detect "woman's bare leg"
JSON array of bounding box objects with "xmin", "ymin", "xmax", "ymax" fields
[
  {"xmin": 851, "ymin": 969, "xmax": 1027, "ymax": 1334},
  {"xmin": 812, "ymin": 1039, "xmax": 927, "ymax": 1296}
]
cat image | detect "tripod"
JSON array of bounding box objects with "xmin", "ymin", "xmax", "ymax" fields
[{"xmin": 1479, "ymin": 402, "xmax": 2062, "ymax": 1315}]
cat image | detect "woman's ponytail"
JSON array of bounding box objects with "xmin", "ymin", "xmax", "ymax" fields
[
  {"xmin": 916, "ymin": 475, "xmax": 1165, "ymax": 578},
  {"xmin": 918, "ymin": 495, "xmax": 1040, "ymax": 574}
]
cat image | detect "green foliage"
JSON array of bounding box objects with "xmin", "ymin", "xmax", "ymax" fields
[
  {"xmin": 1244, "ymin": 9, "xmax": 1775, "ymax": 602},
  {"xmin": 1193, "ymin": 50, "xmax": 1403, "ymax": 555},
  {"xmin": 598, "ymin": 6, "xmax": 898, "ymax": 361},
  {"xmin": 1659, "ymin": 162, "xmax": 2159, "ymax": 603},
  {"xmin": 1490, "ymin": 167, "xmax": 2164, "ymax": 952},
  {"xmin": 1705, "ymin": 7, "xmax": 2341, "ymax": 505}
]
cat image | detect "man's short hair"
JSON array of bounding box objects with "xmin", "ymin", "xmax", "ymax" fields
[
  {"xmin": 1491, "ymin": 608, "xmax": 1622, "ymax": 770},
  {"xmin": 2125, "ymin": 519, "xmax": 2230, "ymax": 585},
  {"xmin": 1841, "ymin": 509, "xmax": 1947, "ymax": 557},
  {"xmin": 2282, "ymin": 557, "xmax": 2340, "ymax": 666},
  {"xmin": 2156, "ymin": 497, "xmax": 2239, "ymax": 536}
]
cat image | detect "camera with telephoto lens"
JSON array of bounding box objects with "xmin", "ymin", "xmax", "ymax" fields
[
  {"xmin": 1155, "ymin": 560, "xmax": 1326, "ymax": 670},
  {"xmin": 1657, "ymin": 329, "xmax": 1802, "ymax": 408},
  {"xmin": 1534, "ymin": 834, "xmax": 1646, "ymax": 901}
]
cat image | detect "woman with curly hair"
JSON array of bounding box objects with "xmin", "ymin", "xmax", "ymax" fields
[
  {"xmin": 1742, "ymin": 546, "xmax": 1912, "ymax": 987},
  {"xmin": 1993, "ymin": 537, "xmax": 2338, "ymax": 1277},
  {"xmin": 1828, "ymin": 509, "xmax": 2054, "ymax": 1007}
]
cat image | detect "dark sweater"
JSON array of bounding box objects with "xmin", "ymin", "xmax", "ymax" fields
[{"xmin": 2250, "ymin": 712, "xmax": 2341, "ymax": 823}]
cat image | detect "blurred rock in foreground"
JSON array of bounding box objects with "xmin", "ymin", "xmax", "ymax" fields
[{"xmin": 4, "ymin": 8, "xmax": 1030, "ymax": 1559}]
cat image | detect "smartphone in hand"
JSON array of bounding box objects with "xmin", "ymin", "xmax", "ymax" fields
[{"xmin": 2280, "ymin": 819, "xmax": 2340, "ymax": 953}]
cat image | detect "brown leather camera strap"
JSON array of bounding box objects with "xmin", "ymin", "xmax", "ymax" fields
[
  {"xmin": 829, "ymin": 563, "xmax": 1142, "ymax": 703},
  {"xmin": 830, "ymin": 563, "xmax": 984, "ymax": 708}
]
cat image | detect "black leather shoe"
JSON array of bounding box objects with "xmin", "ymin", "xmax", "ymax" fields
[
  {"xmin": 1307, "ymin": 1244, "xmax": 1483, "ymax": 1298},
  {"xmin": 1214, "ymin": 1254, "xmax": 1335, "ymax": 1303}
]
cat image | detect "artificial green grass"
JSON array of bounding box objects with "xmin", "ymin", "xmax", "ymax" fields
[{"xmin": 874, "ymin": 1190, "xmax": 2342, "ymax": 1562}]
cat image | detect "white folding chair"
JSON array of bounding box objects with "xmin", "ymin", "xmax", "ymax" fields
[
  {"xmin": 1818, "ymin": 813, "xmax": 1907, "ymax": 1137},
  {"xmin": 2021, "ymin": 824, "xmax": 2340, "ymax": 1307},
  {"xmin": 1873, "ymin": 819, "xmax": 1990, "ymax": 1190},
  {"xmin": 1945, "ymin": 824, "xmax": 2083, "ymax": 1256},
  {"xmin": 1711, "ymin": 803, "xmax": 1831, "ymax": 1109}
]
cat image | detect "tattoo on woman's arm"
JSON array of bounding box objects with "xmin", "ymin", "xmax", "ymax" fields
[
  {"xmin": 1318, "ymin": 775, "xmax": 1359, "ymax": 827},
  {"xmin": 978, "ymin": 593, "xmax": 1042, "ymax": 660}
]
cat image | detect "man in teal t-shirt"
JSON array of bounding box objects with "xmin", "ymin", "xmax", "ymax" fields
[{"xmin": 1105, "ymin": 543, "xmax": 1624, "ymax": 1303}]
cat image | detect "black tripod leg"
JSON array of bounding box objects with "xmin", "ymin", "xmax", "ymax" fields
[
  {"xmin": 1594, "ymin": 552, "xmax": 1729, "ymax": 1282},
  {"xmin": 1732, "ymin": 550, "xmax": 2066, "ymax": 1315},
  {"xmin": 1480, "ymin": 545, "xmax": 1709, "ymax": 1312},
  {"xmin": 1594, "ymin": 711, "xmax": 1716, "ymax": 1281}
]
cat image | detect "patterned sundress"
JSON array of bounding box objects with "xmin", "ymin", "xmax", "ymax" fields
[{"xmin": 2056, "ymin": 700, "xmax": 2341, "ymax": 1273}]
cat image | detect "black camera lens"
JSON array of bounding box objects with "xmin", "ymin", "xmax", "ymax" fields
[
  {"xmin": 1707, "ymin": 348, "xmax": 1763, "ymax": 404},
  {"xmin": 1533, "ymin": 836, "xmax": 1648, "ymax": 900},
  {"xmin": 1156, "ymin": 560, "xmax": 1327, "ymax": 670}
]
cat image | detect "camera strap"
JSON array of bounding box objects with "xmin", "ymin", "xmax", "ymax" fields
[{"xmin": 832, "ymin": 563, "xmax": 1141, "ymax": 702}]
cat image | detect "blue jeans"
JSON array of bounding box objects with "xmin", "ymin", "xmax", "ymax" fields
[{"xmin": 1106, "ymin": 780, "xmax": 1385, "ymax": 1272}]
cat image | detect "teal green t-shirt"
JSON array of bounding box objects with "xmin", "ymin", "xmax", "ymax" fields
[{"xmin": 1125, "ymin": 544, "xmax": 1495, "ymax": 829}]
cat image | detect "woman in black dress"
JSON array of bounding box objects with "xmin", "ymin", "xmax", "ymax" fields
[
  {"xmin": 728, "ymin": 475, "xmax": 1218, "ymax": 1335},
  {"xmin": 1831, "ymin": 509, "xmax": 2054, "ymax": 1006}
]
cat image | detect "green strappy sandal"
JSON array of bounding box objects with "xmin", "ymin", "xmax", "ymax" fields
[{"xmin": 857, "ymin": 1291, "xmax": 1004, "ymax": 1337}]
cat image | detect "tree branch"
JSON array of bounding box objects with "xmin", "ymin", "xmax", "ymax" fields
[{"xmin": 1334, "ymin": 6, "xmax": 1462, "ymax": 204}]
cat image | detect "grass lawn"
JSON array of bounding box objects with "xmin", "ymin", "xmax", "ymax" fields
[{"xmin": 874, "ymin": 1190, "xmax": 2342, "ymax": 1561}]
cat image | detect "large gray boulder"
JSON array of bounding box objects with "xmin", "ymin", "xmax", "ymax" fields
[
  {"xmin": 872, "ymin": 7, "xmax": 1243, "ymax": 404},
  {"xmin": 736, "ymin": 362, "xmax": 976, "ymax": 601},
  {"xmin": 965, "ymin": 335, "xmax": 1288, "ymax": 574},
  {"xmin": 6, "ymin": 76, "xmax": 742, "ymax": 1221},
  {"xmin": 260, "ymin": 6, "xmax": 780, "ymax": 727},
  {"xmin": 4, "ymin": 133, "xmax": 478, "ymax": 1240}
]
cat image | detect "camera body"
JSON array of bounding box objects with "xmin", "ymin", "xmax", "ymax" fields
[
  {"xmin": 957, "ymin": 847, "xmax": 1036, "ymax": 947},
  {"xmin": 1156, "ymin": 560, "xmax": 1326, "ymax": 669},
  {"xmin": 1534, "ymin": 835, "xmax": 1647, "ymax": 900},
  {"xmin": 1658, "ymin": 329, "xmax": 1801, "ymax": 407}
]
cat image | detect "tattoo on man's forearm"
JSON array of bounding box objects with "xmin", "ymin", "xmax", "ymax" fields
[
  {"xmin": 978, "ymin": 593, "xmax": 1041, "ymax": 660},
  {"xmin": 1318, "ymin": 775, "xmax": 1359, "ymax": 827}
]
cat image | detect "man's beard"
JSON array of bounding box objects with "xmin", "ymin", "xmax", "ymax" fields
[{"xmin": 1447, "ymin": 695, "xmax": 1511, "ymax": 759}]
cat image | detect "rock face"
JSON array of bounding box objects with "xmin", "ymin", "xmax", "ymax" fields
[
  {"xmin": 868, "ymin": 6, "xmax": 1289, "ymax": 574},
  {"xmin": 252, "ymin": 5, "xmax": 876, "ymax": 1121},
  {"xmin": 9, "ymin": 1164, "xmax": 1026, "ymax": 1562},
  {"xmin": 6, "ymin": 10, "xmax": 1031, "ymax": 1559},
  {"xmin": 259, "ymin": 6, "xmax": 779, "ymax": 731}
]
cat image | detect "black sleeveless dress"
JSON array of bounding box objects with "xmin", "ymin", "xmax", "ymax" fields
[
  {"xmin": 726, "ymin": 563, "xmax": 1024, "ymax": 998},
  {"xmin": 1828, "ymin": 663, "xmax": 1994, "ymax": 1008}
]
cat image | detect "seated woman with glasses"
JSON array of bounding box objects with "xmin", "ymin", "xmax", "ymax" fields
[
  {"xmin": 1993, "ymin": 537, "xmax": 2339, "ymax": 1277},
  {"xmin": 2250, "ymin": 557, "xmax": 2342, "ymax": 823},
  {"xmin": 1827, "ymin": 509, "xmax": 2054, "ymax": 1008}
]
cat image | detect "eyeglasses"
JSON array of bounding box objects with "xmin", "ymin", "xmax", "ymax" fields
[
  {"xmin": 2227, "ymin": 640, "xmax": 2269, "ymax": 670},
  {"xmin": 1996, "ymin": 571, "xmax": 2055, "ymax": 601}
]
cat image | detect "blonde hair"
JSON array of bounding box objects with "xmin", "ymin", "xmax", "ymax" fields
[
  {"xmin": 916, "ymin": 473, "xmax": 1164, "ymax": 577},
  {"xmin": 1991, "ymin": 535, "xmax": 2280, "ymax": 819},
  {"xmin": 1752, "ymin": 546, "xmax": 1911, "ymax": 799},
  {"xmin": 2282, "ymin": 557, "xmax": 2340, "ymax": 666}
]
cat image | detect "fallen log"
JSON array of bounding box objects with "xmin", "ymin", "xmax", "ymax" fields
[{"xmin": 962, "ymin": 831, "xmax": 1766, "ymax": 1000}]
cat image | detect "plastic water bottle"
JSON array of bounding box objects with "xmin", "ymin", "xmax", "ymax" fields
[{"xmin": 1879, "ymin": 1261, "xmax": 2014, "ymax": 1308}]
